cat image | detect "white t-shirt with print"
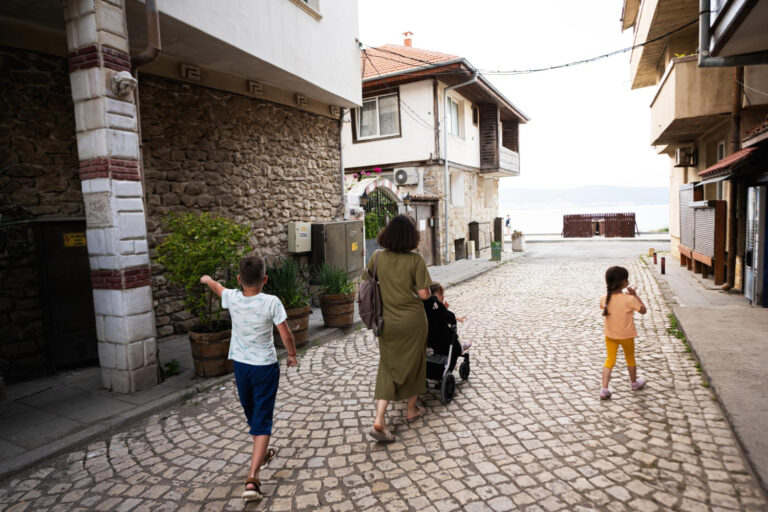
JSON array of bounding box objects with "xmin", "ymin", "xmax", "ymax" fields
[{"xmin": 221, "ymin": 289, "xmax": 287, "ymax": 366}]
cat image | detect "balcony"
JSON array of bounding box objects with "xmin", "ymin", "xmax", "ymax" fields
[{"xmin": 650, "ymin": 56, "xmax": 732, "ymax": 146}]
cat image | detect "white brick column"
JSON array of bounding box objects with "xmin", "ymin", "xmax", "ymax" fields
[{"xmin": 64, "ymin": 0, "xmax": 159, "ymax": 392}]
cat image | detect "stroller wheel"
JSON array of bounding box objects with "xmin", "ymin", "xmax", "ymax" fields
[
  {"xmin": 459, "ymin": 359, "xmax": 470, "ymax": 380},
  {"xmin": 440, "ymin": 373, "xmax": 456, "ymax": 405}
]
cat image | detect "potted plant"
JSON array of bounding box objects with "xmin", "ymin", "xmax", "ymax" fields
[
  {"xmin": 313, "ymin": 263, "xmax": 355, "ymax": 328},
  {"xmin": 511, "ymin": 230, "xmax": 526, "ymax": 252},
  {"xmin": 264, "ymin": 258, "xmax": 311, "ymax": 347},
  {"xmin": 156, "ymin": 212, "xmax": 251, "ymax": 377}
]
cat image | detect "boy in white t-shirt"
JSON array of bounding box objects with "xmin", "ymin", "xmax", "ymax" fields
[{"xmin": 200, "ymin": 255, "xmax": 297, "ymax": 502}]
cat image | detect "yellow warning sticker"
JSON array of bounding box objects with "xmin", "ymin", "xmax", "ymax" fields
[
  {"xmin": 63, "ymin": 232, "xmax": 87, "ymax": 247},
  {"xmin": 351, "ymin": 242, "xmax": 359, "ymax": 251}
]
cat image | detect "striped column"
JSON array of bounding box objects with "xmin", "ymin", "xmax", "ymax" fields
[{"xmin": 64, "ymin": 0, "xmax": 158, "ymax": 392}]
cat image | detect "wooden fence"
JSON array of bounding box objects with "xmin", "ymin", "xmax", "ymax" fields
[{"xmin": 562, "ymin": 213, "xmax": 639, "ymax": 238}]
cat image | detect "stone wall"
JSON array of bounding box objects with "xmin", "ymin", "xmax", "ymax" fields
[
  {"xmin": 139, "ymin": 76, "xmax": 343, "ymax": 336},
  {"xmin": 420, "ymin": 166, "xmax": 499, "ymax": 263},
  {"xmin": 0, "ymin": 47, "xmax": 82, "ymax": 380}
]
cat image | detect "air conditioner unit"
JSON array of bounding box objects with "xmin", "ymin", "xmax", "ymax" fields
[
  {"xmin": 394, "ymin": 168, "xmax": 418, "ymax": 185},
  {"xmin": 674, "ymin": 147, "xmax": 696, "ymax": 167}
]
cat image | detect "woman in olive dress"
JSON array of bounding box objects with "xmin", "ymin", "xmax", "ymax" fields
[{"xmin": 363, "ymin": 215, "xmax": 432, "ymax": 442}]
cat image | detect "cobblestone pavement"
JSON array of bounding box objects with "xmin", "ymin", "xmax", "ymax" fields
[{"xmin": 1, "ymin": 257, "xmax": 766, "ymax": 511}]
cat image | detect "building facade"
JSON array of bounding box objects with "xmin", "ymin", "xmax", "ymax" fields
[
  {"xmin": 0, "ymin": 0, "xmax": 361, "ymax": 390},
  {"xmin": 620, "ymin": 0, "xmax": 768, "ymax": 295},
  {"xmin": 341, "ymin": 38, "xmax": 529, "ymax": 265}
]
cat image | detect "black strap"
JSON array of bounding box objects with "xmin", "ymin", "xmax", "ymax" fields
[{"xmin": 371, "ymin": 250, "xmax": 381, "ymax": 281}]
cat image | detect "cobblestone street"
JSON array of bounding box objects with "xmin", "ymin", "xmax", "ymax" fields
[{"xmin": 1, "ymin": 253, "xmax": 766, "ymax": 512}]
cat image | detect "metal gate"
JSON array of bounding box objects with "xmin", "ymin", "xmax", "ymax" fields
[{"xmin": 408, "ymin": 202, "xmax": 436, "ymax": 266}]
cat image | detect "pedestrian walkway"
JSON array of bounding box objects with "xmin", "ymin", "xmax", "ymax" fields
[
  {"xmin": 1, "ymin": 248, "xmax": 765, "ymax": 511},
  {"xmin": 647, "ymin": 252, "xmax": 768, "ymax": 492},
  {"xmin": 0, "ymin": 251, "xmax": 521, "ymax": 481}
]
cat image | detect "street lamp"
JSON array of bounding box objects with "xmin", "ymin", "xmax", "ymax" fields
[
  {"xmin": 359, "ymin": 191, "xmax": 368, "ymax": 208},
  {"xmin": 403, "ymin": 192, "xmax": 411, "ymax": 208}
]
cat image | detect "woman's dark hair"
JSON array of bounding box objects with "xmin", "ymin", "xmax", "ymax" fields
[
  {"xmin": 429, "ymin": 282, "xmax": 444, "ymax": 295},
  {"xmin": 377, "ymin": 214, "xmax": 420, "ymax": 253},
  {"xmin": 603, "ymin": 266, "xmax": 629, "ymax": 316}
]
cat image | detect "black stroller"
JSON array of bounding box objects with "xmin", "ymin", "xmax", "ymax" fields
[{"xmin": 423, "ymin": 296, "xmax": 470, "ymax": 404}]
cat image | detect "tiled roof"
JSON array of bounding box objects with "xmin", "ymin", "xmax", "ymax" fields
[
  {"xmin": 745, "ymin": 114, "xmax": 768, "ymax": 140},
  {"xmin": 699, "ymin": 147, "xmax": 758, "ymax": 178},
  {"xmin": 362, "ymin": 44, "xmax": 459, "ymax": 80}
]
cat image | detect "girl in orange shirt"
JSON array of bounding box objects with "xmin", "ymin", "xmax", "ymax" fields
[{"xmin": 599, "ymin": 266, "xmax": 648, "ymax": 400}]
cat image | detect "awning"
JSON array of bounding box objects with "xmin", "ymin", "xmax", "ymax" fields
[
  {"xmin": 698, "ymin": 147, "xmax": 758, "ymax": 179},
  {"xmin": 699, "ymin": 174, "xmax": 731, "ymax": 184}
]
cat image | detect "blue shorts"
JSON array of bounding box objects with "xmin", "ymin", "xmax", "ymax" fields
[{"xmin": 233, "ymin": 361, "xmax": 280, "ymax": 436}]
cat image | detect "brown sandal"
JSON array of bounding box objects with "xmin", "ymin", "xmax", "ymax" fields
[
  {"xmin": 368, "ymin": 426, "xmax": 397, "ymax": 443},
  {"xmin": 406, "ymin": 405, "xmax": 425, "ymax": 423},
  {"xmin": 242, "ymin": 477, "xmax": 263, "ymax": 502},
  {"xmin": 261, "ymin": 448, "xmax": 277, "ymax": 468}
]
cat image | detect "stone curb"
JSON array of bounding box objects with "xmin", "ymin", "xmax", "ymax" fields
[
  {"xmin": 525, "ymin": 237, "xmax": 671, "ymax": 244},
  {"xmin": 0, "ymin": 257, "xmax": 512, "ymax": 482},
  {"xmin": 645, "ymin": 259, "xmax": 768, "ymax": 498}
]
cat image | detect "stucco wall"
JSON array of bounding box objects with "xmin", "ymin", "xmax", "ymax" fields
[
  {"xmin": 0, "ymin": 47, "xmax": 82, "ymax": 380},
  {"xmin": 343, "ymin": 80, "xmax": 435, "ymax": 169},
  {"xmin": 140, "ymin": 75, "xmax": 343, "ymax": 336},
  {"xmin": 147, "ymin": 0, "xmax": 361, "ymax": 107}
]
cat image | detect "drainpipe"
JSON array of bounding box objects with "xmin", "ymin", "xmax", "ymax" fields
[
  {"xmin": 132, "ymin": 0, "xmax": 161, "ymax": 68},
  {"xmin": 442, "ymin": 72, "xmax": 478, "ymax": 264},
  {"xmin": 698, "ymin": 0, "xmax": 768, "ymax": 67},
  {"xmin": 725, "ymin": 67, "xmax": 743, "ymax": 290},
  {"xmin": 340, "ymin": 109, "xmax": 348, "ymax": 220}
]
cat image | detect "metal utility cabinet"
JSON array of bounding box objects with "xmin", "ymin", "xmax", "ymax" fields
[{"xmin": 310, "ymin": 221, "xmax": 364, "ymax": 276}]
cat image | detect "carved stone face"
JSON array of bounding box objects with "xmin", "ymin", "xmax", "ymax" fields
[{"xmin": 111, "ymin": 70, "xmax": 137, "ymax": 97}]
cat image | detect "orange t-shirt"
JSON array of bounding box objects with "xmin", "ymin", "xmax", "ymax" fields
[{"xmin": 600, "ymin": 293, "xmax": 642, "ymax": 339}]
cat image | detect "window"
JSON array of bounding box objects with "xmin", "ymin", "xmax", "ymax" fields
[
  {"xmin": 355, "ymin": 93, "xmax": 400, "ymax": 140},
  {"xmin": 447, "ymin": 96, "xmax": 461, "ymax": 136},
  {"xmin": 717, "ymin": 140, "xmax": 726, "ymax": 161},
  {"xmin": 450, "ymin": 172, "xmax": 465, "ymax": 207},
  {"xmin": 472, "ymin": 106, "xmax": 479, "ymax": 126},
  {"xmin": 290, "ymin": 0, "xmax": 321, "ymax": 19}
]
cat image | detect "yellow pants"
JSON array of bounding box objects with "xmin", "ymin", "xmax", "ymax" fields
[{"xmin": 604, "ymin": 336, "xmax": 636, "ymax": 368}]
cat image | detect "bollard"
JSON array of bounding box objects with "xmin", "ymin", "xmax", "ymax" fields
[
  {"xmin": 648, "ymin": 248, "xmax": 655, "ymax": 257},
  {"xmin": 661, "ymin": 256, "xmax": 666, "ymax": 274},
  {"xmin": 653, "ymin": 253, "xmax": 657, "ymax": 265}
]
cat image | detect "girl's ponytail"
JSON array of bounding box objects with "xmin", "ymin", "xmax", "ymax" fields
[{"xmin": 603, "ymin": 266, "xmax": 629, "ymax": 317}]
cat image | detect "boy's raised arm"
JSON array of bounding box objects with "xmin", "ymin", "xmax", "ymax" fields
[{"xmin": 200, "ymin": 275, "xmax": 226, "ymax": 298}]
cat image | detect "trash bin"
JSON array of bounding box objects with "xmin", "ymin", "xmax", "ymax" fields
[{"xmin": 491, "ymin": 241, "xmax": 502, "ymax": 261}]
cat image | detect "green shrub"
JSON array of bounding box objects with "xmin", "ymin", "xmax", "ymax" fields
[
  {"xmin": 312, "ymin": 263, "xmax": 354, "ymax": 295},
  {"xmin": 264, "ymin": 258, "xmax": 310, "ymax": 309},
  {"xmin": 365, "ymin": 211, "xmax": 386, "ymax": 240},
  {"xmin": 156, "ymin": 212, "xmax": 251, "ymax": 332}
]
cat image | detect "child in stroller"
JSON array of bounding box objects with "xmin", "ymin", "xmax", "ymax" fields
[{"xmin": 423, "ymin": 283, "xmax": 471, "ymax": 404}]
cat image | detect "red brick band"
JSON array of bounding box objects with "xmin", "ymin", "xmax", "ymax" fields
[
  {"xmin": 91, "ymin": 267, "xmax": 151, "ymax": 290},
  {"xmin": 69, "ymin": 45, "xmax": 131, "ymax": 73},
  {"xmin": 79, "ymin": 158, "xmax": 141, "ymax": 181}
]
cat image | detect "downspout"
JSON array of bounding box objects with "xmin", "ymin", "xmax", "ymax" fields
[
  {"xmin": 340, "ymin": 109, "xmax": 348, "ymax": 220},
  {"xmin": 131, "ymin": 0, "xmax": 161, "ymax": 68},
  {"xmin": 699, "ymin": 0, "xmax": 768, "ymax": 67},
  {"xmin": 725, "ymin": 67, "xmax": 744, "ymax": 289},
  {"xmin": 442, "ymin": 72, "xmax": 478, "ymax": 264}
]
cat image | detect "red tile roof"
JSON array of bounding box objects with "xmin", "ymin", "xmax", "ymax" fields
[
  {"xmin": 698, "ymin": 147, "xmax": 758, "ymax": 178},
  {"xmin": 362, "ymin": 44, "xmax": 459, "ymax": 80},
  {"xmin": 745, "ymin": 114, "xmax": 768, "ymax": 140}
]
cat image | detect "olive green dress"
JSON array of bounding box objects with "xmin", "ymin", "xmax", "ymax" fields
[{"xmin": 363, "ymin": 249, "xmax": 432, "ymax": 401}]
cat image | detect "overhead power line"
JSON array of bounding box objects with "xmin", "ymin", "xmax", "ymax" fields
[{"xmin": 362, "ymin": 16, "xmax": 701, "ymax": 77}]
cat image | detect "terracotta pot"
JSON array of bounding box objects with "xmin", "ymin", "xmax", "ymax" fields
[
  {"xmin": 274, "ymin": 305, "xmax": 311, "ymax": 348},
  {"xmin": 188, "ymin": 329, "xmax": 233, "ymax": 377},
  {"xmin": 319, "ymin": 293, "xmax": 355, "ymax": 328}
]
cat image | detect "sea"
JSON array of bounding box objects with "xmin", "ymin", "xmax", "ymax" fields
[{"xmin": 502, "ymin": 203, "xmax": 670, "ymax": 235}]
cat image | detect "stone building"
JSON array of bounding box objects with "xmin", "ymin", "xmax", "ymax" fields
[
  {"xmin": 341, "ymin": 35, "xmax": 529, "ymax": 265},
  {"xmin": 0, "ymin": 0, "xmax": 361, "ymax": 391}
]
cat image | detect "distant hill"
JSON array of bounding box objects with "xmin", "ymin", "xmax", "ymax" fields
[{"xmin": 500, "ymin": 186, "xmax": 668, "ymax": 208}]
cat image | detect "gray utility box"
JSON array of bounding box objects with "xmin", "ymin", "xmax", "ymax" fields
[{"xmin": 311, "ymin": 221, "xmax": 364, "ymax": 276}]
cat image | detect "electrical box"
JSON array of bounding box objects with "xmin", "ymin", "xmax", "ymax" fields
[
  {"xmin": 310, "ymin": 221, "xmax": 364, "ymax": 276},
  {"xmin": 287, "ymin": 221, "xmax": 311, "ymax": 253}
]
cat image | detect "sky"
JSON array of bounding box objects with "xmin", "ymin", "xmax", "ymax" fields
[{"xmin": 357, "ymin": 0, "xmax": 670, "ymax": 191}]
